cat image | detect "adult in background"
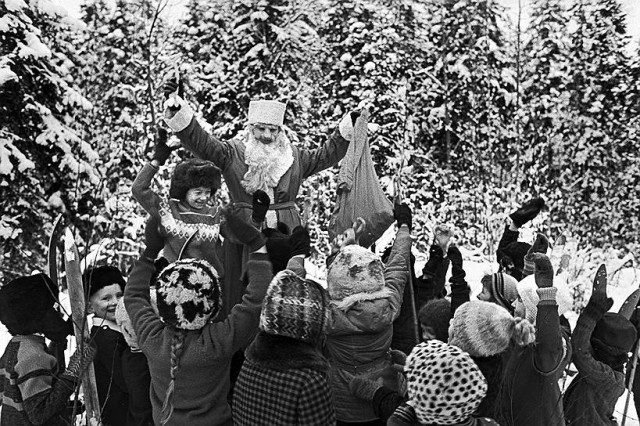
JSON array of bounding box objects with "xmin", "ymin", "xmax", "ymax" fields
[{"xmin": 163, "ymin": 79, "xmax": 358, "ymax": 316}]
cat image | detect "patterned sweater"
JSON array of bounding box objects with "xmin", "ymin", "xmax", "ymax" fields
[
  {"xmin": 0, "ymin": 335, "xmax": 76, "ymax": 426},
  {"xmin": 132, "ymin": 162, "xmax": 224, "ymax": 275}
]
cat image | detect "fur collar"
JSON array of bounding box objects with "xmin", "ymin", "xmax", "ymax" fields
[{"xmin": 246, "ymin": 332, "xmax": 329, "ymax": 373}]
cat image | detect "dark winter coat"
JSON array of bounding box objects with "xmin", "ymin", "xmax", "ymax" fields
[
  {"xmin": 232, "ymin": 332, "xmax": 335, "ymax": 425},
  {"xmin": 324, "ymin": 226, "xmax": 410, "ymax": 422},
  {"xmin": 121, "ymin": 349, "xmax": 153, "ymax": 426},
  {"xmin": 90, "ymin": 320, "xmax": 129, "ymax": 426},
  {"xmin": 497, "ymin": 288, "xmax": 572, "ymax": 426},
  {"xmin": 166, "ymin": 112, "xmax": 349, "ymax": 317},
  {"xmin": 124, "ymin": 253, "xmax": 272, "ymax": 426},
  {"xmin": 563, "ymin": 307, "xmax": 624, "ymax": 425},
  {"xmin": 0, "ymin": 335, "xmax": 76, "ymax": 426}
]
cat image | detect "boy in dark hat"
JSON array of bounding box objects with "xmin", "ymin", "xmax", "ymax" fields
[
  {"xmin": 563, "ymin": 265, "xmax": 637, "ymax": 425},
  {"xmin": 83, "ymin": 265, "xmax": 129, "ymax": 426},
  {"xmin": 0, "ymin": 273, "xmax": 96, "ymax": 426}
]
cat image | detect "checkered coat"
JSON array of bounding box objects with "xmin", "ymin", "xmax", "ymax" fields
[{"xmin": 232, "ymin": 332, "xmax": 335, "ymax": 425}]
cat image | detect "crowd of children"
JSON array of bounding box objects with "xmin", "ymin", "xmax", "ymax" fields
[{"xmin": 2, "ymin": 97, "xmax": 640, "ymax": 426}]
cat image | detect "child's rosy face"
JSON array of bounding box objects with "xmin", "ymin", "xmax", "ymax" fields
[
  {"xmin": 185, "ymin": 187, "xmax": 211, "ymax": 210},
  {"xmin": 89, "ymin": 284, "xmax": 123, "ymax": 322}
]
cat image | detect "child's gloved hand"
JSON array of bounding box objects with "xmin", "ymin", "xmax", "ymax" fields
[
  {"xmin": 61, "ymin": 338, "xmax": 97, "ymax": 381},
  {"xmin": 530, "ymin": 253, "xmax": 554, "ymax": 288},
  {"xmin": 394, "ymin": 203, "xmax": 412, "ymax": 230},
  {"xmin": 143, "ymin": 215, "xmax": 164, "ymax": 260},
  {"xmin": 251, "ymin": 190, "xmax": 270, "ymax": 224},
  {"xmin": 349, "ymin": 374, "xmax": 384, "ymax": 401},
  {"xmin": 290, "ymin": 226, "xmax": 311, "ymax": 257},
  {"xmin": 224, "ymin": 207, "xmax": 266, "ymax": 252},
  {"xmin": 152, "ymin": 128, "xmax": 174, "ymax": 166}
]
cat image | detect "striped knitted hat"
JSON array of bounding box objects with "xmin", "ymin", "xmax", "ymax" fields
[
  {"xmin": 155, "ymin": 258, "xmax": 221, "ymax": 330},
  {"xmin": 259, "ymin": 270, "xmax": 328, "ymax": 343},
  {"xmin": 406, "ymin": 340, "xmax": 487, "ymax": 425},
  {"xmin": 482, "ymin": 273, "xmax": 518, "ymax": 313}
]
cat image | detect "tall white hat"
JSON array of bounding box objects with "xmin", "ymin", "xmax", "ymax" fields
[{"xmin": 248, "ymin": 100, "xmax": 286, "ymax": 126}]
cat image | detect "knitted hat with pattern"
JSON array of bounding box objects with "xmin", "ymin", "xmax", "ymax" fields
[
  {"xmin": 155, "ymin": 258, "xmax": 221, "ymax": 330},
  {"xmin": 491, "ymin": 273, "xmax": 519, "ymax": 310},
  {"xmin": 0, "ymin": 273, "xmax": 58, "ymax": 335},
  {"xmin": 405, "ymin": 340, "xmax": 488, "ymax": 425},
  {"xmin": 449, "ymin": 301, "xmax": 515, "ymax": 357},
  {"xmin": 327, "ymin": 244, "xmax": 390, "ymax": 310},
  {"xmin": 259, "ymin": 270, "xmax": 328, "ymax": 343},
  {"xmin": 516, "ymin": 274, "xmax": 573, "ymax": 324}
]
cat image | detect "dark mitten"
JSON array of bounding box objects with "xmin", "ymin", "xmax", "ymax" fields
[
  {"xmin": 61, "ymin": 339, "xmax": 97, "ymax": 381},
  {"xmin": 350, "ymin": 111, "xmax": 360, "ymax": 126},
  {"xmin": 530, "ymin": 253, "xmax": 554, "ymax": 288},
  {"xmin": 523, "ymin": 233, "xmax": 549, "ymax": 277},
  {"xmin": 143, "ymin": 215, "xmax": 164, "ymax": 260},
  {"xmin": 349, "ymin": 375, "xmax": 384, "ymax": 401},
  {"xmin": 163, "ymin": 79, "xmax": 184, "ymax": 99},
  {"xmin": 447, "ymin": 246, "xmax": 463, "ymax": 270},
  {"xmin": 252, "ymin": 189, "xmax": 270, "ymax": 224},
  {"xmin": 389, "ymin": 349, "xmax": 407, "ymax": 370},
  {"xmin": 152, "ymin": 128, "xmax": 172, "ymax": 166},
  {"xmin": 264, "ymin": 229, "xmax": 291, "ymax": 273},
  {"xmin": 224, "ymin": 208, "xmax": 266, "ymax": 252},
  {"xmin": 394, "ymin": 203, "xmax": 412, "ymax": 230},
  {"xmin": 509, "ymin": 197, "xmax": 546, "ymax": 227},
  {"xmin": 584, "ymin": 264, "xmax": 613, "ymax": 318},
  {"xmin": 290, "ymin": 226, "xmax": 311, "ymax": 257}
]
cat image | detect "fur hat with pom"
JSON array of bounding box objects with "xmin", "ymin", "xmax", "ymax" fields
[
  {"xmin": 169, "ymin": 158, "xmax": 222, "ymax": 200},
  {"xmin": 0, "ymin": 274, "xmax": 59, "ymax": 335},
  {"xmin": 155, "ymin": 258, "xmax": 221, "ymax": 330},
  {"xmin": 516, "ymin": 274, "xmax": 573, "ymax": 324},
  {"xmin": 326, "ymin": 244, "xmax": 390, "ymax": 310},
  {"xmin": 405, "ymin": 340, "xmax": 488, "ymax": 425},
  {"xmin": 449, "ymin": 301, "xmax": 534, "ymax": 357}
]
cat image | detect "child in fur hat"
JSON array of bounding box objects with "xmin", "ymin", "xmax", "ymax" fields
[
  {"xmin": 563, "ymin": 265, "xmax": 637, "ymax": 425},
  {"xmin": 124, "ymin": 208, "xmax": 273, "ymax": 426},
  {"xmin": 323, "ymin": 203, "xmax": 412, "ymax": 425},
  {"xmin": 388, "ymin": 340, "xmax": 499, "ymax": 426},
  {"xmin": 232, "ymin": 267, "xmax": 334, "ymax": 425},
  {"xmin": 83, "ymin": 264, "xmax": 130, "ymax": 426},
  {"xmin": 496, "ymin": 197, "xmax": 545, "ymax": 280},
  {"xmin": 449, "ymin": 300, "xmax": 535, "ymax": 419},
  {"xmin": 132, "ymin": 127, "xmax": 225, "ymax": 276},
  {"xmin": 0, "ymin": 273, "xmax": 96, "ymax": 426},
  {"xmin": 497, "ymin": 253, "xmax": 572, "ymax": 426}
]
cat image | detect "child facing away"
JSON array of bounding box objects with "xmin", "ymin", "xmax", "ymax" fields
[
  {"xmin": 563, "ymin": 265, "xmax": 637, "ymax": 425},
  {"xmin": 388, "ymin": 340, "xmax": 498, "ymax": 426},
  {"xmin": 131, "ymin": 127, "xmax": 224, "ymax": 276},
  {"xmin": 323, "ymin": 203, "xmax": 412, "ymax": 425},
  {"xmin": 0, "ymin": 273, "xmax": 96, "ymax": 426},
  {"xmin": 83, "ymin": 265, "xmax": 130, "ymax": 426},
  {"xmin": 233, "ymin": 258, "xmax": 335, "ymax": 425},
  {"xmin": 124, "ymin": 208, "xmax": 276, "ymax": 426}
]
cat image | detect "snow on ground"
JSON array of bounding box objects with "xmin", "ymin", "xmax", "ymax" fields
[{"xmin": 2, "ymin": 263, "xmax": 640, "ymax": 424}]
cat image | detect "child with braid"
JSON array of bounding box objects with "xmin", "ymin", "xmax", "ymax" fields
[{"xmin": 124, "ymin": 208, "xmax": 274, "ymax": 426}]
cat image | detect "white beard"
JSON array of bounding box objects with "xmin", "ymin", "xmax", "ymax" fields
[{"xmin": 241, "ymin": 130, "xmax": 294, "ymax": 195}]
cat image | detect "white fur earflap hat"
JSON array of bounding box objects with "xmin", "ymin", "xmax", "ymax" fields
[{"xmin": 248, "ymin": 100, "xmax": 286, "ymax": 126}]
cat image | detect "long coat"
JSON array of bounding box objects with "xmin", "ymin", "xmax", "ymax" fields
[{"xmin": 168, "ymin": 112, "xmax": 349, "ymax": 317}]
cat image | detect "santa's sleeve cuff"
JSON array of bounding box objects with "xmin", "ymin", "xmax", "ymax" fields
[
  {"xmin": 164, "ymin": 96, "xmax": 194, "ymax": 132},
  {"xmin": 338, "ymin": 112, "xmax": 354, "ymax": 141}
]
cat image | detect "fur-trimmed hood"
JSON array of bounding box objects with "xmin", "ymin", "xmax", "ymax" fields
[{"xmin": 246, "ymin": 332, "xmax": 330, "ymax": 373}]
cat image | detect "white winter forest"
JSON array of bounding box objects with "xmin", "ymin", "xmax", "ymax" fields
[{"xmin": 1, "ymin": 0, "xmax": 640, "ymax": 424}]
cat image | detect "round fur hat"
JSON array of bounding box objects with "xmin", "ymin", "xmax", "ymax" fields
[
  {"xmin": 169, "ymin": 158, "xmax": 222, "ymax": 200},
  {"xmin": 326, "ymin": 244, "xmax": 389, "ymax": 309},
  {"xmin": 155, "ymin": 258, "xmax": 221, "ymax": 330},
  {"xmin": 405, "ymin": 340, "xmax": 488, "ymax": 425},
  {"xmin": 83, "ymin": 265, "xmax": 125, "ymax": 297},
  {"xmin": 0, "ymin": 274, "xmax": 58, "ymax": 334},
  {"xmin": 259, "ymin": 270, "xmax": 328, "ymax": 343},
  {"xmin": 449, "ymin": 301, "xmax": 515, "ymax": 357},
  {"xmin": 592, "ymin": 312, "xmax": 637, "ymax": 361}
]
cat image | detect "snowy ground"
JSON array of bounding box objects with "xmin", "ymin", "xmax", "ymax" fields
[{"xmin": 2, "ymin": 263, "xmax": 640, "ymax": 425}]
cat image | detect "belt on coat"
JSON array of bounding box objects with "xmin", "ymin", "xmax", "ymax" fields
[
  {"xmin": 233, "ymin": 201, "xmax": 297, "ymax": 210},
  {"xmin": 331, "ymin": 352, "xmax": 390, "ymax": 374}
]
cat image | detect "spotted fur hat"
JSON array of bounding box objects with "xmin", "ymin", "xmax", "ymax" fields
[
  {"xmin": 405, "ymin": 340, "xmax": 488, "ymax": 425},
  {"xmin": 155, "ymin": 258, "xmax": 221, "ymax": 330}
]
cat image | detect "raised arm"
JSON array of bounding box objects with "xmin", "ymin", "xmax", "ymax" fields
[
  {"xmin": 530, "ymin": 253, "xmax": 566, "ymax": 374},
  {"xmin": 447, "ymin": 246, "xmax": 470, "ymax": 315},
  {"xmin": 163, "ymin": 98, "xmax": 234, "ymax": 171},
  {"xmin": 384, "ymin": 204, "xmax": 413, "ymax": 320},
  {"xmin": 132, "ymin": 162, "xmax": 162, "ymax": 215}
]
